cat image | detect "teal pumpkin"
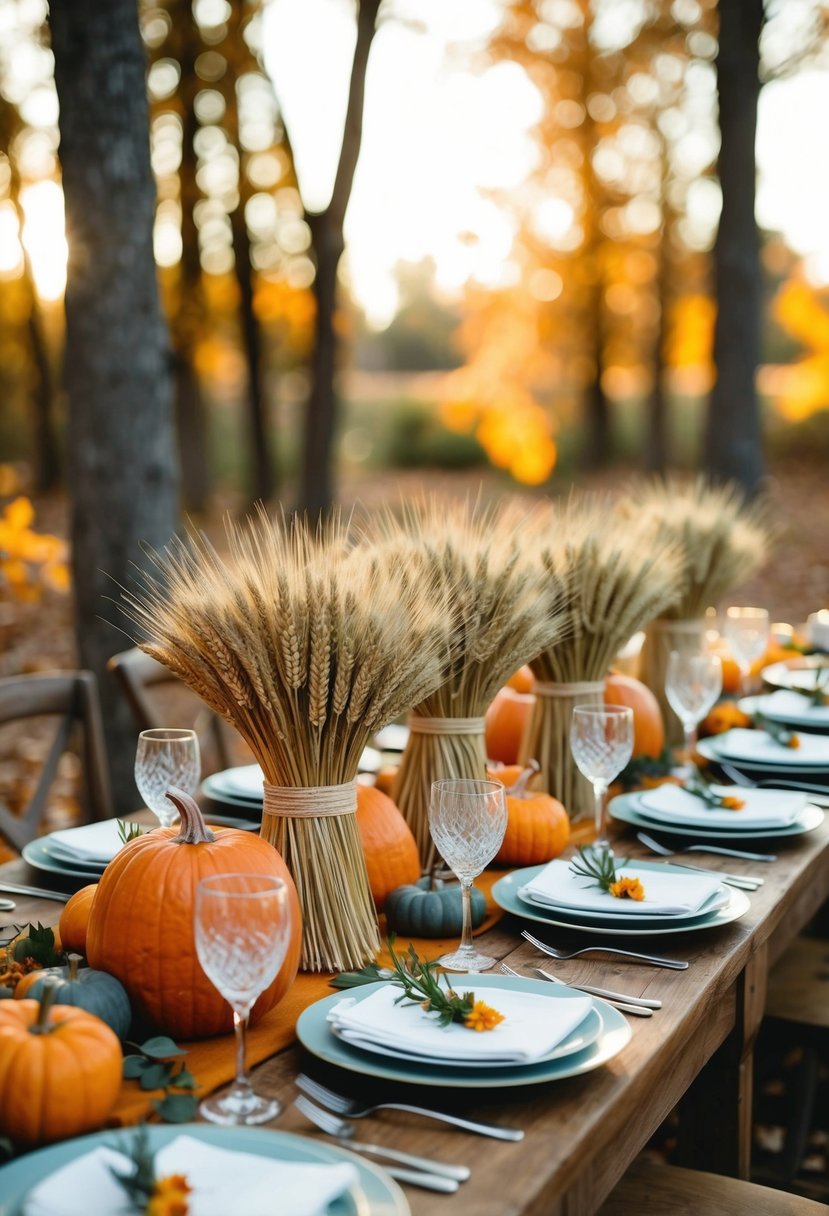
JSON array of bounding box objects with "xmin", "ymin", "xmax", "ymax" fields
[
  {"xmin": 18, "ymin": 955, "xmax": 131, "ymax": 1040},
  {"xmin": 385, "ymin": 877, "xmax": 487, "ymax": 938}
]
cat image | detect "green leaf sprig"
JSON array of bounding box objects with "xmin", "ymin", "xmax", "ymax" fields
[
  {"xmin": 10, "ymin": 923, "xmax": 65, "ymax": 968},
  {"xmin": 755, "ymin": 711, "xmax": 800, "ymax": 749},
  {"xmin": 117, "ymin": 819, "xmax": 144, "ymax": 845},
  {"xmin": 108, "ymin": 1123, "xmax": 156, "ymax": 1208},
  {"xmin": 568, "ymin": 846, "xmax": 623, "ymax": 893},
  {"xmin": 804, "ymin": 667, "xmax": 829, "ymax": 707},
  {"xmin": 386, "ymin": 936, "xmax": 478, "ymax": 1028},
  {"xmin": 684, "ymin": 774, "xmax": 745, "ymax": 810},
  {"xmin": 329, "ymin": 962, "xmax": 391, "ymax": 990},
  {"xmin": 122, "ymin": 1036, "xmax": 198, "ymax": 1123}
]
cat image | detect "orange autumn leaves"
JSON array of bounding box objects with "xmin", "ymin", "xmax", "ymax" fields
[{"xmin": 0, "ymin": 496, "xmax": 69, "ymax": 602}]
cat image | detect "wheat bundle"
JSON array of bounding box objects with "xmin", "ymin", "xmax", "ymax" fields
[
  {"xmin": 121, "ymin": 509, "xmax": 446, "ymax": 971},
  {"xmin": 523, "ymin": 497, "xmax": 683, "ymax": 818},
  {"xmin": 621, "ymin": 478, "xmax": 772, "ymax": 741},
  {"xmin": 361, "ymin": 497, "xmax": 570, "ymax": 866}
]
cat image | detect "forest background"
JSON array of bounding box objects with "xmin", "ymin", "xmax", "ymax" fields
[{"xmin": 1, "ymin": 0, "xmax": 829, "ymax": 812}]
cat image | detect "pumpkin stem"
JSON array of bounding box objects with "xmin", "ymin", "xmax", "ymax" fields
[
  {"xmin": 167, "ymin": 788, "xmax": 216, "ymax": 844},
  {"xmin": 506, "ymin": 759, "xmax": 541, "ymax": 798},
  {"xmin": 68, "ymin": 953, "xmax": 81, "ymax": 982},
  {"xmin": 31, "ymin": 981, "xmax": 59, "ymax": 1034}
]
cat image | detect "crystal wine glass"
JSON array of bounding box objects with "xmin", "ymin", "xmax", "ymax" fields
[
  {"xmin": 195, "ymin": 873, "xmax": 292, "ymax": 1125},
  {"xmin": 428, "ymin": 778, "xmax": 507, "ymax": 973},
  {"xmin": 723, "ymin": 606, "xmax": 770, "ymax": 696},
  {"xmin": 570, "ymin": 705, "xmax": 633, "ymax": 853},
  {"xmin": 134, "ymin": 728, "xmax": 201, "ymax": 828},
  {"xmin": 665, "ymin": 651, "xmax": 723, "ymax": 776}
]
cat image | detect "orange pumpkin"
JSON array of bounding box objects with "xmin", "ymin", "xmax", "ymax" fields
[
  {"xmin": 699, "ymin": 699, "xmax": 751, "ymax": 738},
  {"xmin": 506, "ymin": 665, "xmax": 535, "ymax": 694},
  {"xmin": 356, "ymin": 785, "xmax": 421, "ymax": 910},
  {"xmin": 86, "ymin": 790, "xmax": 302, "ymax": 1040},
  {"xmin": 59, "ymin": 884, "xmax": 97, "ymax": 956},
  {"xmin": 605, "ymin": 672, "xmax": 664, "ymax": 758},
  {"xmin": 486, "ymin": 763, "xmax": 525, "ymax": 787},
  {"xmin": 374, "ymin": 765, "xmax": 399, "ymax": 797},
  {"xmin": 0, "ymin": 988, "xmax": 122, "ymax": 1146},
  {"xmin": 494, "ymin": 762, "xmax": 570, "ymax": 866},
  {"xmin": 485, "ymin": 686, "xmax": 535, "ymax": 765}
]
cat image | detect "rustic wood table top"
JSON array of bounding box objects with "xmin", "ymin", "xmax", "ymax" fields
[{"xmin": 2, "ymin": 812, "xmax": 828, "ymax": 1216}]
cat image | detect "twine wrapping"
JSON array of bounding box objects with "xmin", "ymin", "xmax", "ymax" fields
[
  {"xmin": 263, "ymin": 782, "xmax": 357, "ymax": 819},
  {"xmin": 639, "ymin": 616, "xmax": 706, "ymax": 747},
  {"xmin": 534, "ymin": 681, "xmax": 605, "ymax": 698},
  {"xmin": 393, "ymin": 715, "xmax": 488, "ymax": 869}
]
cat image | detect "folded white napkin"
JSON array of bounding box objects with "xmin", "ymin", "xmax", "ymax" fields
[
  {"xmin": 753, "ymin": 689, "xmax": 829, "ymax": 725},
  {"xmin": 713, "ymin": 727, "xmax": 829, "ymax": 766},
  {"xmin": 23, "ymin": 1135, "xmax": 359, "ymax": 1216},
  {"xmin": 44, "ymin": 819, "xmax": 132, "ymax": 865},
  {"xmin": 520, "ymin": 857, "xmax": 726, "ymax": 917},
  {"xmin": 212, "ymin": 764, "xmax": 265, "ymax": 799},
  {"xmin": 329, "ymin": 983, "xmax": 593, "ymax": 1064},
  {"xmin": 638, "ymin": 783, "xmax": 806, "ymax": 830}
]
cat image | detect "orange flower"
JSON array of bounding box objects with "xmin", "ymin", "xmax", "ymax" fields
[
  {"xmin": 464, "ymin": 1000, "xmax": 505, "ymax": 1032},
  {"xmin": 146, "ymin": 1175, "xmax": 191, "ymax": 1216},
  {"xmin": 721, "ymin": 796, "xmax": 745, "ymax": 810},
  {"xmin": 609, "ymin": 876, "xmax": 645, "ymax": 901},
  {"xmin": 788, "ymin": 735, "xmax": 801, "ymax": 749}
]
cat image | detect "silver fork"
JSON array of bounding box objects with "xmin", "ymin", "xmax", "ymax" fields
[
  {"xmin": 634, "ymin": 829, "xmax": 776, "ymax": 864},
  {"xmin": 295, "ymin": 1073, "xmax": 523, "ymax": 1141},
  {"xmin": 295, "ymin": 1093, "xmax": 469, "ymax": 1182},
  {"xmin": 498, "ymin": 962, "xmax": 658, "ymax": 1016},
  {"xmin": 634, "ymin": 833, "xmax": 764, "ymax": 887},
  {"xmin": 717, "ymin": 762, "xmax": 829, "ymax": 807},
  {"xmin": 293, "ymin": 1095, "xmax": 463, "ymax": 1192},
  {"xmin": 520, "ymin": 929, "xmax": 689, "ymax": 970}
]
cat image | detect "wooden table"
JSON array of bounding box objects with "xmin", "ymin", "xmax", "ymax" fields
[{"xmin": 2, "ymin": 814, "xmax": 828, "ymax": 1216}]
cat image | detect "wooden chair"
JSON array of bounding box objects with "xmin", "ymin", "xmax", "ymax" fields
[
  {"xmin": 599, "ymin": 1159, "xmax": 827, "ymax": 1215},
  {"xmin": 0, "ymin": 671, "xmax": 114, "ymax": 852},
  {"xmin": 106, "ymin": 646, "xmax": 234, "ymax": 772}
]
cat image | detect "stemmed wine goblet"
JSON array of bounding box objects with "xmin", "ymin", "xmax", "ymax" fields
[
  {"xmin": 195, "ymin": 873, "xmax": 292, "ymax": 1124},
  {"xmin": 665, "ymin": 650, "xmax": 723, "ymax": 776},
  {"xmin": 723, "ymin": 606, "xmax": 770, "ymax": 697},
  {"xmin": 570, "ymin": 705, "xmax": 634, "ymax": 853},
  {"xmin": 428, "ymin": 778, "xmax": 507, "ymax": 973},
  {"xmin": 134, "ymin": 728, "xmax": 201, "ymax": 828}
]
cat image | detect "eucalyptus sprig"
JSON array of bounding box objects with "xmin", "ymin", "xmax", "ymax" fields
[
  {"xmin": 122, "ymin": 1036, "xmax": 198, "ymax": 1123},
  {"xmin": 109, "ymin": 1123, "xmax": 192, "ymax": 1214},
  {"xmin": 755, "ymin": 712, "xmax": 800, "ymax": 749},
  {"xmin": 568, "ymin": 846, "xmax": 645, "ymax": 901},
  {"xmin": 803, "ymin": 667, "xmax": 829, "ymax": 707},
  {"xmin": 386, "ymin": 937, "xmax": 504, "ymax": 1031}
]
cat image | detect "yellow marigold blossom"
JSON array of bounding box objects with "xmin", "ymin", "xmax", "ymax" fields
[
  {"xmin": 608, "ymin": 876, "xmax": 645, "ymax": 901},
  {"xmin": 464, "ymin": 1000, "xmax": 505, "ymax": 1032},
  {"xmin": 146, "ymin": 1175, "xmax": 191, "ymax": 1216},
  {"xmin": 788, "ymin": 735, "xmax": 801, "ymax": 749},
  {"xmin": 721, "ymin": 796, "xmax": 745, "ymax": 810}
]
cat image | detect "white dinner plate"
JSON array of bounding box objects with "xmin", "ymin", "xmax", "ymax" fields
[
  {"xmin": 609, "ymin": 791, "xmax": 825, "ymax": 840},
  {"xmin": 761, "ymin": 658, "xmax": 829, "ymax": 691},
  {"xmin": 297, "ymin": 975, "xmax": 631, "ymax": 1089},
  {"xmin": 739, "ymin": 692, "xmax": 829, "ymax": 730},
  {"xmin": 21, "ymin": 838, "xmax": 103, "ymax": 882},
  {"xmin": 331, "ymin": 1003, "xmax": 603, "ymax": 1069},
  {"xmin": 695, "ymin": 736, "xmax": 829, "ymax": 777},
  {"xmin": 492, "ymin": 864, "xmax": 750, "ymax": 936}
]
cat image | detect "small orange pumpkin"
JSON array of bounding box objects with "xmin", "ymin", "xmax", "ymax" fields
[
  {"xmin": 59, "ymin": 884, "xmax": 97, "ymax": 956},
  {"xmin": 485, "ymin": 686, "xmax": 535, "ymax": 765},
  {"xmin": 0, "ymin": 986, "xmax": 122, "ymax": 1146},
  {"xmin": 86, "ymin": 790, "xmax": 302, "ymax": 1040},
  {"xmin": 506, "ymin": 665, "xmax": 535, "ymax": 694},
  {"xmin": 494, "ymin": 761, "xmax": 570, "ymax": 866},
  {"xmin": 605, "ymin": 672, "xmax": 664, "ymax": 758},
  {"xmin": 699, "ymin": 699, "xmax": 751, "ymax": 738},
  {"xmin": 356, "ymin": 785, "xmax": 421, "ymax": 910}
]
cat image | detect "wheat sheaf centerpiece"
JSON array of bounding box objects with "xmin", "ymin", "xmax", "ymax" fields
[
  {"xmin": 121, "ymin": 510, "xmax": 446, "ymax": 972},
  {"xmin": 521, "ymin": 497, "xmax": 684, "ymax": 820},
  {"xmin": 621, "ymin": 478, "xmax": 772, "ymax": 744},
  {"xmin": 362, "ymin": 498, "xmax": 571, "ymax": 868}
]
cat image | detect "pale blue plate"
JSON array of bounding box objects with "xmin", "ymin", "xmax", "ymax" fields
[
  {"xmin": 21, "ymin": 838, "xmax": 102, "ymax": 883},
  {"xmin": 491, "ymin": 862, "xmax": 750, "ymax": 937},
  {"xmin": 0, "ymin": 1124, "xmax": 408, "ymax": 1216},
  {"xmin": 608, "ymin": 791, "xmax": 825, "ymax": 841},
  {"xmin": 296, "ymin": 975, "xmax": 631, "ymax": 1089}
]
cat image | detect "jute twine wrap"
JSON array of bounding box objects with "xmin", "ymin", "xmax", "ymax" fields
[
  {"xmin": 639, "ymin": 617, "xmax": 706, "ymax": 747},
  {"xmin": 261, "ymin": 781, "xmax": 380, "ymax": 973},
  {"xmin": 392, "ymin": 716, "xmax": 488, "ymax": 869},
  {"xmin": 519, "ymin": 682, "xmax": 604, "ymax": 820}
]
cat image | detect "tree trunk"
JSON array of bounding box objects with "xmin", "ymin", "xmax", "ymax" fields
[
  {"xmin": 298, "ymin": 0, "xmax": 381, "ymax": 516},
  {"xmin": 231, "ymin": 207, "xmax": 274, "ymax": 504},
  {"xmin": 50, "ymin": 0, "xmax": 179, "ymax": 812},
  {"xmin": 704, "ymin": 0, "xmax": 765, "ymax": 494}
]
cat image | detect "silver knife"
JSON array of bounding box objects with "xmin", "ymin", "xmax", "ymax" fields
[
  {"xmin": 532, "ymin": 966, "xmax": 662, "ymax": 1009},
  {"xmin": 0, "ymin": 882, "xmax": 72, "ymax": 903}
]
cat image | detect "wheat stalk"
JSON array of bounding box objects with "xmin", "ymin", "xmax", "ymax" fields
[
  {"xmin": 121, "ymin": 508, "xmax": 447, "ymax": 971},
  {"xmin": 522, "ymin": 496, "xmax": 684, "ymax": 818},
  {"xmin": 360, "ymin": 497, "xmax": 570, "ymax": 864},
  {"xmin": 620, "ymin": 477, "xmax": 773, "ymax": 743}
]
